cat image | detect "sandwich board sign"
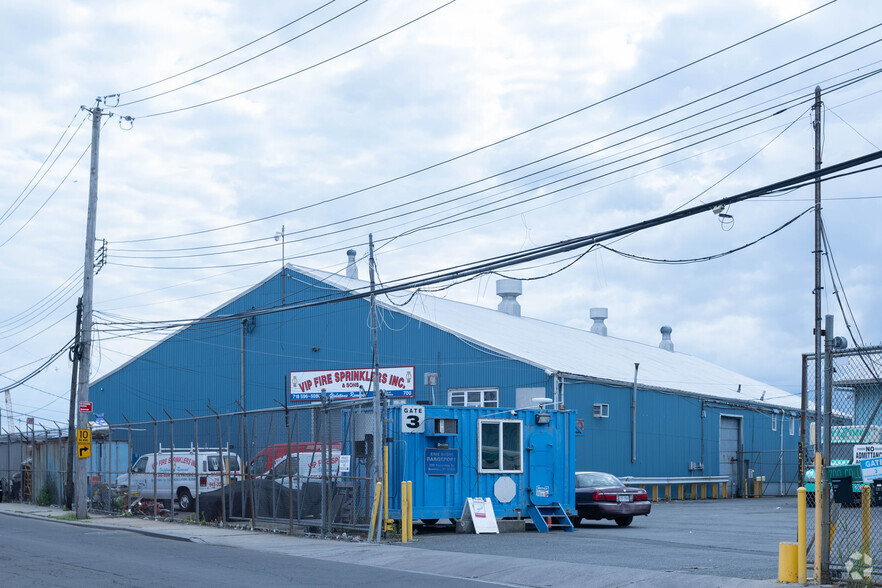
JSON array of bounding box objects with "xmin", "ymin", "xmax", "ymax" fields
[{"xmin": 460, "ymin": 497, "xmax": 499, "ymax": 534}]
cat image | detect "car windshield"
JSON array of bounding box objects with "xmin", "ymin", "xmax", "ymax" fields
[{"xmin": 576, "ymin": 472, "xmax": 622, "ymax": 488}]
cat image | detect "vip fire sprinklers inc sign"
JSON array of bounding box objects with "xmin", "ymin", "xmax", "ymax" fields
[{"xmin": 289, "ymin": 366, "xmax": 415, "ymax": 401}]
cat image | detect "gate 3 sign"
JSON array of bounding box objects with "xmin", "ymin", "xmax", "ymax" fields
[{"xmin": 290, "ymin": 366, "xmax": 415, "ymax": 401}]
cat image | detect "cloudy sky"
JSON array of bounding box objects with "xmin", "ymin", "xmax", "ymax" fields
[{"xmin": 1, "ymin": 0, "xmax": 881, "ymax": 428}]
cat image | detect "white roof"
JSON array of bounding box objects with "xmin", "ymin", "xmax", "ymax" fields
[{"xmin": 294, "ymin": 265, "xmax": 801, "ymax": 411}]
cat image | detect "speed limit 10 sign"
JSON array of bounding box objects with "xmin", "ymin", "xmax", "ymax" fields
[{"xmin": 401, "ymin": 405, "xmax": 425, "ymax": 433}]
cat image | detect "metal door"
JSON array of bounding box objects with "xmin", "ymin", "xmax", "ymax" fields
[
  {"xmin": 719, "ymin": 416, "xmax": 741, "ymax": 495},
  {"xmin": 527, "ymin": 430, "xmax": 554, "ymax": 506}
]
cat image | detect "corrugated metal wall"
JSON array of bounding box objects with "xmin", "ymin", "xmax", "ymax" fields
[
  {"xmin": 93, "ymin": 269, "xmax": 550, "ymax": 423},
  {"xmin": 92, "ymin": 268, "xmax": 800, "ymax": 490},
  {"xmin": 563, "ymin": 379, "xmax": 801, "ymax": 494}
]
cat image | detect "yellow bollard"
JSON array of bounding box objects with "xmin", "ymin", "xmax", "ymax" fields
[
  {"xmin": 778, "ymin": 542, "xmax": 798, "ymax": 582},
  {"xmin": 665, "ymin": 484, "xmax": 671, "ymax": 501},
  {"xmin": 384, "ymin": 446, "xmax": 392, "ymax": 532},
  {"xmin": 798, "ymin": 487, "xmax": 807, "ymax": 584},
  {"xmin": 691, "ymin": 483, "xmax": 697, "ymax": 500},
  {"xmin": 712, "ymin": 483, "xmax": 718, "ymax": 499},
  {"xmin": 368, "ymin": 481, "xmax": 382, "ymax": 542},
  {"xmin": 863, "ymin": 485, "xmax": 872, "ymax": 556},
  {"xmin": 401, "ymin": 481, "xmax": 409, "ymax": 543},
  {"xmin": 407, "ymin": 481, "xmax": 413, "ymax": 541},
  {"xmin": 652, "ymin": 484, "xmax": 658, "ymax": 502},
  {"xmin": 701, "ymin": 484, "xmax": 707, "ymax": 500},
  {"xmin": 722, "ymin": 481, "xmax": 727, "ymax": 499},
  {"xmin": 677, "ymin": 483, "xmax": 684, "ymax": 500}
]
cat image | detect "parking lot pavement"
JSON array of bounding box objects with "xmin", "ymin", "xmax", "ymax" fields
[
  {"xmin": 0, "ymin": 499, "xmax": 791, "ymax": 587},
  {"xmin": 406, "ymin": 496, "xmax": 798, "ymax": 581}
]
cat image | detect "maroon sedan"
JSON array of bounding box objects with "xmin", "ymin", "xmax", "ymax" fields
[{"xmin": 571, "ymin": 471, "xmax": 651, "ymax": 527}]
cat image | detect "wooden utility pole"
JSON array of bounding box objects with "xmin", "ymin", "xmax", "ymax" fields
[
  {"xmin": 64, "ymin": 297, "xmax": 83, "ymax": 510},
  {"xmin": 368, "ymin": 234, "xmax": 383, "ymax": 542},
  {"xmin": 75, "ymin": 102, "xmax": 104, "ymax": 519}
]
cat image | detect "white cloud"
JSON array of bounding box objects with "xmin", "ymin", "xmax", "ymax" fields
[{"xmin": 1, "ymin": 0, "xmax": 881, "ymax": 423}]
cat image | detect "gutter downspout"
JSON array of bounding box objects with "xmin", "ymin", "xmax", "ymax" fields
[
  {"xmin": 780, "ymin": 409, "xmax": 785, "ymax": 496},
  {"xmin": 632, "ymin": 363, "xmax": 639, "ymax": 464}
]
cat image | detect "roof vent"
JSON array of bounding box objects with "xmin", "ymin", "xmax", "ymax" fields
[
  {"xmin": 346, "ymin": 249, "xmax": 358, "ymax": 280},
  {"xmin": 659, "ymin": 325, "xmax": 674, "ymax": 352},
  {"xmin": 496, "ymin": 279, "xmax": 522, "ymax": 317},
  {"xmin": 590, "ymin": 307, "xmax": 608, "ymax": 336}
]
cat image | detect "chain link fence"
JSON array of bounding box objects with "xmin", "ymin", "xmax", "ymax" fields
[
  {"xmin": 1, "ymin": 399, "xmax": 379, "ymax": 536},
  {"xmin": 804, "ymin": 345, "xmax": 882, "ymax": 583}
]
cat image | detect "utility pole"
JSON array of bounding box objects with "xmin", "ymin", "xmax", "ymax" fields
[
  {"xmin": 368, "ymin": 234, "xmax": 383, "ymax": 542},
  {"xmin": 75, "ymin": 101, "xmax": 105, "ymax": 519},
  {"xmin": 811, "ymin": 86, "xmax": 829, "ymax": 584},
  {"xmin": 65, "ymin": 297, "xmax": 83, "ymax": 510}
]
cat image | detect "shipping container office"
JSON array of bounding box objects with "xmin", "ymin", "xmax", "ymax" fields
[{"xmin": 372, "ymin": 405, "xmax": 576, "ymax": 526}]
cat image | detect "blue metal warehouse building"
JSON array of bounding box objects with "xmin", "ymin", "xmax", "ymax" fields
[{"xmin": 91, "ymin": 253, "xmax": 804, "ymax": 496}]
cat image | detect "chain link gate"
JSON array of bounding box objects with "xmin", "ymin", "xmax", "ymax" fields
[
  {"xmin": 804, "ymin": 345, "xmax": 882, "ymax": 584},
  {"xmin": 57, "ymin": 399, "xmax": 382, "ymax": 535}
]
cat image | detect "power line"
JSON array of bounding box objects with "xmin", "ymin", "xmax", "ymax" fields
[
  {"xmin": 114, "ymin": 1, "xmax": 338, "ymax": 97},
  {"xmin": 93, "ymin": 151, "xmax": 882, "ymax": 333},
  {"xmin": 112, "ymin": 2, "xmax": 842, "ymax": 245},
  {"xmin": 0, "ymin": 109, "xmax": 86, "ymax": 227},
  {"xmin": 116, "ymin": 1, "xmax": 366, "ymax": 107},
  {"xmin": 127, "ymin": 0, "xmax": 457, "ymax": 118},
  {"xmin": 598, "ymin": 207, "xmax": 814, "ymax": 265}
]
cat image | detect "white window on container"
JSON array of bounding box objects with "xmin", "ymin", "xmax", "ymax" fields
[
  {"xmin": 448, "ymin": 388, "xmax": 499, "ymax": 408},
  {"xmin": 772, "ymin": 413, "xmax": 777, "ymax": 431},
  {"xmin": 789, "ymin": 416, "xmax": 796, "ymax": 436},
  {"xmin": 593, "ymin": 403, "xmax": 609, "ymax": 418},
  {"xmin": 478, "ymin": 419, "xmax": 523, "ymax": 473}
]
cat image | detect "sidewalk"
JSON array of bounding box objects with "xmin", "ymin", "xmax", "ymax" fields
[{"xmin": 0, "ymin": 501, "xmax": 787, "ymax": 587}]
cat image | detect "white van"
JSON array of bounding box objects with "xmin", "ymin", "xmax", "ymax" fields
[
  {"xmin": 263, "ymin": 449, "xmax": 349, "ymax": 489},
  {"xmin": 115, "ymin": 448, "xmax": 242, "ymax": 511}
]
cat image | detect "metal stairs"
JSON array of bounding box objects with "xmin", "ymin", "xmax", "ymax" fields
[{"xmin": 526, "ymin": 503, "xmax": 574, "ymax": 532}]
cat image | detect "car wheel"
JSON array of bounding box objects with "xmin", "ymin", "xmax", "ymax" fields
[
  {"xmin": 177, "ymin": 489, "xmax": 193, "ymax": 512},
  {"xmin": 614, "ymin": 516, "xmax": 633, "ymax": 527},
  {"xmin": 569, "ymin": 515, "xmax": 582, "ymax": 528},
  {"xmin": 421, "ymin": 519, "xmax": 439, "ymax": 526}
]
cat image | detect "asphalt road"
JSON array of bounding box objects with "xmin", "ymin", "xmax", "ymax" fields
[
  {"xmin": 407, "ymin": 496, "xmax": 798, "ymax": 580},
  {"xmin": 0, "ymin": 515, "xmax": 487, "ymax": 587}
]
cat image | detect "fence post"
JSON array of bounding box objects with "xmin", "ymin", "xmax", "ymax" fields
[
  {"xmin": 321, "ymin": 392, "xmax": 331, "ymax": 536},
  {"xmin": 146, "ymin": 411, "xmax": 158, "ymax": 519},
  {"xmin": 207, "ymin": 405, "xmax": 226, "ymax": 527},
  {"xmin": 163, "ymin": 410, "xmax": 175, "ymax": 519},
  {"xmin": 273, "ymin": 399, "xmax": 294, "ymax": 535},
  {"xmin": 235, "ymin": 400, "xmax": 255, "ymax": 530},
  {"xmin": 184, "ymin": 409, "xmax": 198, "ymax": 518},
  {"xmin": 122, "ymin": 414, "xmax": 132, "ymax": 513}
]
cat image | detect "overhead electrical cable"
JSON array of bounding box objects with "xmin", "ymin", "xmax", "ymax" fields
[
  {"xmin": 93, "ymin": 151, "xmax": 882, "ymax": 333},
  {"xmin": 114, "ymin": 1, "xmax": 338, "ymax": 97},
  {"xmin": 127, "ymin": 0, "xmax": 457, "ymax": 118},
  {"xmin": 113, "ymin": 1, "xmax": 842, "ymax": 244},
  {"xmin": 0, "ymin": 336, "xmax": 75, "ymax": 392},
  {"xmin": 0, "ymin": 118, "xmax": 109, "ymax": 249},
  {"xmin": 116, "ymin": 0, "xmax": 365, "ymax": 107},
  {"xmin": 114, "ymin": 59, "xmax": 881, "ymax": 264},
  {"xmin": 0, "ymin": 109, "xmax": 86, "ymax": 227},
  {"xmin": 598, "ymin": 207, "xmax": 814, "ymax": 264},
  {"xmin": 0, "ymin": 267, "xmax": 82, "ymax": 328},
  {"xmin": 0, "ymin": 113, "xmax": 88, "ymax": 232}
]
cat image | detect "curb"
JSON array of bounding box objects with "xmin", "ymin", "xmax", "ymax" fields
[{"xmin": 0, "ymin": 509, "xmax": 198, "ymax": 543}]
